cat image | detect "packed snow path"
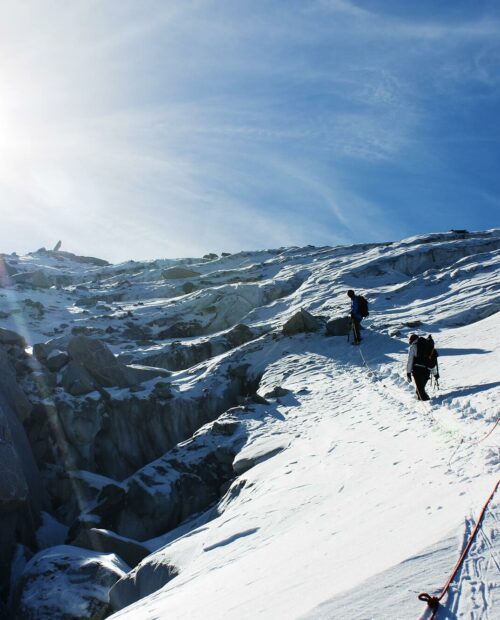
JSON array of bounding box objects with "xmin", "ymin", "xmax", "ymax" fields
[{"xmin": 113, "ymin": 319, "xmax": 499, "ymax": 620}]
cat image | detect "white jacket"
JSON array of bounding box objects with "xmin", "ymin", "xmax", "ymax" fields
[{"xmin": 407, "ymin": 341, "xmax": 438, "ymax": 375}]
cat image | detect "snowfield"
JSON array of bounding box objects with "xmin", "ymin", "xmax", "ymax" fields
[
  {"xmin": 1, "ymin": 230, "xmax": 498, "ymax": 619},
  {"xmin": 112, "ymin": 322, "xmax": 499, "ymax": 620}
]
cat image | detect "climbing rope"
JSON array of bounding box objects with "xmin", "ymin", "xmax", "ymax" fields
[
  {"xmin": 418, "ymin": 478, "xmax": 499, "ymax": 619},
  {"xmin": 472, "ymin": 416, "xmax": 499, "ymax": 446},
  {"xmin": 354, "ymin": 339, "xmax": 498, "ymax": 617}
]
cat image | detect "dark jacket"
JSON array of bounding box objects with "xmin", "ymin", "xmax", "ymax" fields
[{"xmin": 351, "ymin": 296, "xmax": 362, "ymax": 322}]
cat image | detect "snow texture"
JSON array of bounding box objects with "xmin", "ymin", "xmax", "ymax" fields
[{"xmin": 1, "ymin": 230, "xmax": 499, "ymax": 619}]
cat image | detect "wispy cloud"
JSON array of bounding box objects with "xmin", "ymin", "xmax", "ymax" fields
[{"xmin": 0, "ymin": 0, "xmax": 498, "ymax": 261}]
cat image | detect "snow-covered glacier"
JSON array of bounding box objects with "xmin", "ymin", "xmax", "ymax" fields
[{"xmin": 0, "ymin": 230, "xmax": 498, "ymax": 619}]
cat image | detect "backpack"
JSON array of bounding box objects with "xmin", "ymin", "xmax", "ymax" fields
[
  {"xmin": 416, "ymin": 335, "xmax": 439, "ymax": 369},
  {"xmin": 357, "ymin": 295, "xmax": 369, "ymax": 318}
]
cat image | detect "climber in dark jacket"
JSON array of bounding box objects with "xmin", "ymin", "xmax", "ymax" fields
[
  {"xmin": 347, "ymin": 290, "xmax": 362, "ymax": 345},
  {"xmin": 406, "ymin": 333, "xmax": 434, "ymax": 401}
]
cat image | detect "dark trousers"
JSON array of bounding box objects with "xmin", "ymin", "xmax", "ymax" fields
[
  {"xmin": 412, "ymin": 367, "xmax": 430, "ymax": 400},
  {"xmin": 351, "ymin": 316, "xmax": 362, "ymax": 343}
]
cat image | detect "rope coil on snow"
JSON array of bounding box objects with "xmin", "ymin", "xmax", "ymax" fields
[
  {"xmin": 417, "ymin": 593, "xmax": 440, "ymax": 609},
  {"xmin": 418, "ymin": 478, "xmax": 499, "ymax": 619}
]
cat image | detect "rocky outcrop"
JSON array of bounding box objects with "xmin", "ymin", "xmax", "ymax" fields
[
  {"xmin": 66, "ymin": 336, "xmax": 133, "ymax": 389},
  {"xmin": 71, "ymin": 528, "xmax": 150, "ymax": 568},
  {"xmin": 0, "ymin": 341, "xmax": 44, "ymax": 602},
  {"xmin": 11, "ymin": 270, "xmax": 53, "ymax": 288},
  {"xmin": 45, "ymin": 349, "xmax": 69, "ymax": 372},
  {"xmin": 325, "ymin": 316, "xmax": 351, "ymax": 336},
  {"xmin": 32, "ymin": 335, "xmax": 167, "ymax": 397},
  {"xmin": 10, "ymin": 545, "xmax": 129, "ymax": 619},
  {"xmin": 0, "ymin": 328, "xmax": 26, "ymax": 348},
  {"xmin": 283, "ymin": 309, "xmax": 321, "ymax": 335},
  {"xmin": 162, "ymin": 267, "xmax": 201, "ymax": 279},
  {"xmin": 109, "ymin": 557, "xmax": 178, "ymax": 612},
  {"xmin": 142, "ymin": 324, "xmax": 256, "ymax": 371}
]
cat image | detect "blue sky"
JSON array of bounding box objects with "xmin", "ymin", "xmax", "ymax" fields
[{"xmin": 0, "ymin": 0, "xmax": 499, "ymax": 262}]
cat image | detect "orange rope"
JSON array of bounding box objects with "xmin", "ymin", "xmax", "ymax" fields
[
  {"xmin": 418, "ymin": 478, "xmax": 499, "ymax": 619},
  {"xmin": 472, "ymin": 416, "xmax": 499, "ymax": 445}
]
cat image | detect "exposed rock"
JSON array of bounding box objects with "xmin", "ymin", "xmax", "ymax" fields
[
  {"xmin": 0, "ymin": 328, "xmax": 26, "ymax": 348},
  {"xmin": 11, "ymin": 270, "xmax": 52, "ymax": 289},
  {"xmin": 283, "ymin": 308, "xmax": 321, "ymax": 335},
  {"xmin": 211, "ymin": 420, "xmax": 240, "ymax": 436},
  {"xmin": 162, "ymin": 267, "xmax": 201, "ymax": 280},
  {"xmin": 66, "ymin": 336, "xmax": 133, "ymax": 389},
  {"xmin": 249, "ymin": 393, "xmax": 269, "ymax": 405},
  {"xmin": 325, "ymin": 316, "xmax": 351, "ymax": 336},
  {"xmin": 31, "ymin": 270, "xmax": 52, "ymax": 288},
  {"xmin": 152, "ymin": 381, "xmax": 174, "ymax": 399},
  {"xmin": 0, "ymin": 441, "xmax": 29, "ymax": 513},
  {"xmin": 0, "ymin": 349, "xmax": 43, "ymax": 601},
  {"xmin": 203, "ymin": 253, "xmax": 218, "ymax": 260},
  {"xmin": 53, "ymin": 240, "xmax": 62, "ymax": 251},
  {"xmin": 33, "ymin": 335, "xmax": 72, "ymax": 363},
  {"xmin": 71, "ymin": 528, "xmax": 150, "ymax": 569},
  {"xmin": 0, "ymin": 348, "xmax": 32, "ymax": 423},
  {"xmin": 0, "ymin": 257, "xmax": 18, "ymax": 278},
  {"xmin": 45, "ymin": 349, "xmax": 69, "ymax": 372},
  {"xmin": 126, "ymin": 365, "xmax": 170, "ymax": 383},
  {"xmin": 109, "ymin": 557, "xmax": 178, "ymax": 612},
  {"xmin": 263, "ymin": 386, "xmax": 291, "ymax": 399},
  {"xmin": 23, "ymin": 299, "xmax": 45, "ymax": 318},
  {"xmin": 141, "ymin": 325, "xmax": 256, "ymax": 373},
  {"xmin": 10, "ymin": 545, "xmax": 129, "ymax": 620},
  {"xmin": 48, "ymin": 250, "xmax": 109, "ymax": 266},
  {"xmin": 158, "ymin": 320, "xmax": 204, "ymax": 338},
  {"xmin": 122, "ymin": 323, "xmax": 153, "ymax": 342},
  {"xmin": 225, "ymin": 323, "xmax": 255, "ymax": 347},
  {"xmin": 61, "ymin": 361, "xmax": 96, "ymax": 396},
  {"xmin": 181, "ymin": 281, "xmax": 197, "ymax": 294}
]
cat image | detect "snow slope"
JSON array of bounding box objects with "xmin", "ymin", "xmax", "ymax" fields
[
  {"xmin": 1, "ymin": 230, "xmax": 499, "ymax": 619},
  {"xmin": 112, "ymin": 320, "xmax": 499, "ymax": 619}
]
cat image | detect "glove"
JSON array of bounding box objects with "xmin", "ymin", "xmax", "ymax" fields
[{"xmin": 406, "ymin": 373, "xmax": 412, "ymax": 383}]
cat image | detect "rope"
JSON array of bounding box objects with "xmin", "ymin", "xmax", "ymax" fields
[
  {"xmin": 472, "ymin": 416, "xmax": 499, "ymax": 446},
  {"xmin": 418, "ymin": 478, "xmax": 499, "ymax": 619},
  {"xmin": 355, "ymin": 340, "xmax": 499, "ymax": 616}
]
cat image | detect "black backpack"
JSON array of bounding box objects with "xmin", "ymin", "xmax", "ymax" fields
[
  {"xmin": 416, "ymin": 335, "xmax": 438, "ymax": 369},
  {"xmin": 357, "ymin": 295, "xmax": 369, "ymax": 318}
]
